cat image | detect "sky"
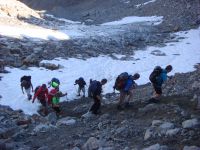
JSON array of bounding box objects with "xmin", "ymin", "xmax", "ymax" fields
[{"xmin": 0, "ymin": 0, "xmax": 199, "ymax": 115}]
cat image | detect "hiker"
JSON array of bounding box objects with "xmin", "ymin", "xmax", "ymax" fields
[
  {"xmin": 74, "ymin": 77, "xmax": 86, "ymax": 97},
  {"xmin": 83, "ymin": 78, "xmax": 107, "ymax": 117},
  {"xmin": 114, "ymin": 72, "xmax": 140, "ymax": 110},
  {"xmin": 149, "ymin": 65, "xmax": 173, "ymax": 103},
  {"xmin": 48, "ymin": 77, "xmax": 60, "ymax": 88},
  {"xmin": 32, "ymin": 84, "xmax": 48, "ymax": 116},
  {"xmin": 20, "ymin": 75, "xmax": 33, "ymax": 100},
  {"xmin": 49, "ymin": 86, "xmax": 67, "ymax": 117}
]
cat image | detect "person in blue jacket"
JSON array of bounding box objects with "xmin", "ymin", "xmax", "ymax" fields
[
  {"xmin": 149, "ymin": 65, "xmax": 173, "ymax": 103},
  {"xmin": 117, "ymin": 73, "xmax": 140, "ymax": 110}
]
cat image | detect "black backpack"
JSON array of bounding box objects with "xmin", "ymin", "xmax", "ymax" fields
[
  {"xmin": 114, "ymin": 72, "xmax": 129, "ymax": 91},
  {"xmin": 78, "ymin": 77, "xmax": 86, "ymax": 87},
  {"xmin": 88, "ymin": 80, "xmax": 101, "ymax": 97},
  {"xmin": 149, "ymin": 66, "xmax": 163, "ymax": 83},
  {"xmin": 20, "ymin": 76, "xmax": 31, "ymax": 82}
]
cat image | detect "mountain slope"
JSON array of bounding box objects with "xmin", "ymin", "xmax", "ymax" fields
[{"xmin": 20, "ymin": 0, "xmax": 200, "ymax": 30}]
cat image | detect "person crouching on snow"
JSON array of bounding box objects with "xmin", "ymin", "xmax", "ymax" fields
[{"xmin": 49, "ymin": 86, "xmax": 67, "ymax": 118}]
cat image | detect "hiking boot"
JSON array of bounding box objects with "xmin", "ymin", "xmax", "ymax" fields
[
  {"xmin": 117, "ymin": 105, "xmax": 124, "ymax": 110},
  {"xmin": 124, "ymin": 102, "xmax": 130, "ymax": 108},
  {"xmin": 28, "ymin": 95, "xmax": 32, "ymax": 100}
]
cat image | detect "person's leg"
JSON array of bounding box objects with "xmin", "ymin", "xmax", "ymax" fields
[
  {"xmin": 77, "ymin": 87, "xmax": 81, "ymax": 96},
  {"xmin": 82, "ymin": 87, "xmax": 86, "ymax": 97},
  {"xmin": 40, "ymin": 99, "xmax": 48, "ymax": 115},
  {"xmin": 125, "ymin": 90, "xmax": 134, "ymax": 107},
  {"xmin": 53, "ymin": 106, "xmax": 61, "ymax": 117},
  {"xmin": 149, "ymin": 84, "xmax": 162, "ymax": 103},
  {"xmin": 153, "ymin": 86, "xmax": 162, "ymax": 99},
  {"xmin": 117, "ymin": 91, "xmax": 126, "ymax": 109},
  {"xmin": 25, "ymin": 88, "xmax": 31, "ymax": 100},
  {"xmin": 90, "ymin": 97, "xmax": 101, "ymax": 114}
]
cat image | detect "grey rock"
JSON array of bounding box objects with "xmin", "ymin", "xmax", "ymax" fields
[
  {"xmin": 159, "ymin": 122, "xmax": 174, "ymax": 130},
  {"xmin": 152, "ymin": 120, "xmax": 163, "ymax": 127},
  {"xmin": 182, "ymin": 119, "xmax": 199, "ymax": 129},
  {"xmin": 166, "ymin": 128, "xmax": 180, "ymax": 137},
  {"xmin": 46, "ymin": 112, "xmax": 57, "ymax": 125},
  {"xmin": 183, "ymin": 146, "xmax": 200, "ymax": 150},
  {"xmin": 39, "ymin": 62, "xmax": 60, "ymax": 70},
  {"xmin": 71, "ymin": 147, "xmax": 81, "ymax": 150},
  {"xmin": 37, "ymin": 146, "xmax": 50, "ymax": 150},
  {"xmin": 144, "ymin": 128, "xmax": 154, "ymax": 140},
  {"xmin": 143, "ymin": 144, "xmax": 168, "ymax": 150},
  {"xmin": 56, "ymin": 117, "xmax": 76, "ymax": 126},
  {"xmin": 82, "ymin": 137, "xmax": 99, "ymax": 150}
]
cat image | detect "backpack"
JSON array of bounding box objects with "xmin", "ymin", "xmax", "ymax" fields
[
  {"xmin": 34, "ymin": 86, "xmax": 46, "ymax": 100},
  {"xmin": 34, "ymin": 86, "xmax": 40, "ymax": 94},
  {"xmin": 149, "ymin": 66, "xmax": 163, "ymax": 83},
  {"xmin": 20, "ymin": 76, "xmax": 31, "ymax": 89},
  {"xmin": 114, "ymin": 72, "xmax": 129, "ymax": 91},
  {"xmin": 20, "ymin": 76, "xmax": 31, "ymax": 82},
  {"xmin": 78, "ymin": 77, "xmax": 86, "ymax": 87},
  {"xmin": 88, "ymin": 80, "xmax": 101, "ymax": 97}
]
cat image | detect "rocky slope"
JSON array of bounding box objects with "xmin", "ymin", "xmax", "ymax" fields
[
  {"xmin": 0, "ymin": 65, "xmax": 200, "ymax": 150},
  {"xmin": 1, "ymin": 0, "xmax": 199, "ymax": 69},
  {"xmin": 0, "ymin": 1, "xmax": 200, "ymax": 149},
  {"xmin": 20, "ymin": 0, "xmax": 200, "ymax": 30}
]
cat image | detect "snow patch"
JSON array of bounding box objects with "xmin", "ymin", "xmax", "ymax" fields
[
  {"xmin": 0, "ymin": 27, "xmax": 200, "ymax": 115},
  {"xmin": 0, "ymin": 25, "xmax": 70, "ymax": 40},
  {"xmin": 136, "ymin": 0, "xmax": 157, "ymax": 8},
  {"xmin": 101, "ymin": 16, "xmax": 163, "ymax": 25}
]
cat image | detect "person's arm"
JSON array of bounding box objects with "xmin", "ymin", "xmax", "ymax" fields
[
  {"xmin": 132, "ymin": 81, "xmax": 137, "ymax": 89},
  {"xmin": 31, "ymin": 83, "xmax": 34, "ymax": 92},
  {"xmin": 162, "ymin": 73, "xmax": 168, "ymax": 83},
  {"xmin": 74, "ymin": 80, "xmax": 78, "ymax": 85},
  {"xmin": 32, "ymin": 88, "xmax": 41, "ymax": 103},
  {"xmin": 60, "ymin": 92, "xmax": 67, "ymax": 97},
  {"xmin": 45, "ymin": 89, "xmax": 49, "ymax": 100},
  {"xmin": 21, "ymin": 85, "xmax": 24, "ymax": 94}
]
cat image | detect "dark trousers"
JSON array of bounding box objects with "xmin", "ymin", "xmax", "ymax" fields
[
  {"xmin": 53, "ymin": 106, "xmax": 61, "ymax": 114},
  {"xmin": 90, "ymin": 96, "xmax": 101, "ymax": 114}
]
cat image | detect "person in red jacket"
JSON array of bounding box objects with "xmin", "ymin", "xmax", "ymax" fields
[{"xmin": 32, "ymin": 84, "xmax": 48, "ymax": 116}]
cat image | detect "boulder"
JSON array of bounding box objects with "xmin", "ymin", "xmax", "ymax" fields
[
  {"xmin": 82, "ymin": 137, "xmax": 99, "ymax": 150},
  {"xmin": 182, "ymin": 119, "xmax": 199, "ymax": 129}
]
